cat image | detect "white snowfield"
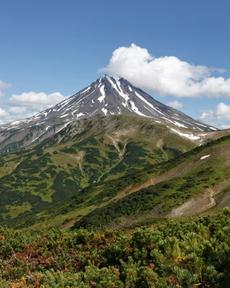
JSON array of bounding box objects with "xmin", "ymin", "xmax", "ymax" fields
[
  {"xmin": 200, "ymin": 154, "xmax": 211, "ymax": 160},
  {"xmin": 98, "ymin": 85, "xmax": 106, "ymax": 103},
  {"xmin": 101, "ymin": 108, "xmax": 108, "ymax": 116},
  {"xmin": 76, "ymin": 112, "xmax": 84, "ymax": 118},
  {"xmin": 130, "ymin": 101, "xmax": 148, "ymax": 117},
  {"xmin": 169, "ymin": 127, "xmax": 201, "ymax": 141}
]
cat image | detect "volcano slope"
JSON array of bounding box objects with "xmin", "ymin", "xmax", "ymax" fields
[
  {"xmin": 0, "ymin": 115, "xmax": 202, "ymax": 228},
  {"xmin": 74, "ymin": 133, "xmax": 230, "ymax": 229}
]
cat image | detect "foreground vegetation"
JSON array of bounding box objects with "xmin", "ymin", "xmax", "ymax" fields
[{"xmin": 0, "ymin": 209, "xmax": 229, "ymax": 287}]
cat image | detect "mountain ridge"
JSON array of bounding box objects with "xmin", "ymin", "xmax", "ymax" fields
[{"xmin": 0, "ymin": 75, "xmax": 217, "ymax": 154}]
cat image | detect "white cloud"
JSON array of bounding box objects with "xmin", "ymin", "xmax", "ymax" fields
[
  {"xmin": 0, "ymin": 107, "xmax": 9, "ymax": 117},
  {"xmin": 167, "ymin": 100, "xmax": 183, "ymax": 110},
  {"xmin": 0, "ymin": 80, "xmax": 10, "ymax": 96},
  {"xmin": 102, "ymin": 43, "xmax": 230, "ymax": 98},
  {"xmin": 8, "ymin": 106, "xmax": 27, "ymax": 114},
  {"xmin": 0, "ymin": 91, "xmax": 66, "ymax": 124},
  {"xmin": 215, "ymin": 102, "xmax": 230, "ymax": 119},
  {"xmin": 9, "ymin": 91, "xmax": 65, "ymax": 110},
  {"xmin": 0, "ymin": 106, "xmax": 35, "ymax": 124},
  {"xmin": 200, "ymin": 102, "xmax": 230, "ymax": 128}
]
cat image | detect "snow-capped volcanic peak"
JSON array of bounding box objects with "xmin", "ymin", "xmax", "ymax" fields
[
  {"xmin": 45, "ymin": 75, "xmax": 214, "ymax": 132},
  {"xmin": 1, "ymin": 76, "xmax": 217, "ymax": 132},
  {"xmin": 0, "ymin": 75, "xmax": 217, "ymax": 154}
]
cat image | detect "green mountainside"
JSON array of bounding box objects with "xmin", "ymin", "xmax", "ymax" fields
[
  {"xmin": 0, "ymin": 115, "xmax": 229, "ymax": 230},
  {"xmin": 0, "ymin": 115, "xmax": 196, "ymax": 228},
  {"xmin": 75, "ymin": 134, "xmax": 230, "ymax": 229}
]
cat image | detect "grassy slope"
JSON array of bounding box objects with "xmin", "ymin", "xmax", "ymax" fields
[
  {"xmin": 0, "ymin": 115, "xmax": 196, "ymax": 228},
  {"xmin": 75, "ymin": 134, "xmax": 230, "ymax": 229}
]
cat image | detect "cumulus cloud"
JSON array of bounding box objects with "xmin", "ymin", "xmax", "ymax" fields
[
  {"xmin": 167, "ymin": 100, "xmax": 183, "ymax": 110},
  {"xmin": 102, "ymin": 43, "xmax": 230, "ymax": 98},
  {"xmin": 0, "ymin": 91, "xmax": 66, "ymax": 124},
  {"xmin": 200, "ymin": 102, "xmax": 230, "ymax": 129},
  {"xmin": 5, "ymin": 106, "xmax": 29, "ymax": 121},
  {"xmin": 0, "ymin": 107, "xmax": 9, "ymax": 117},
  {"xmin": 0, "ymin": 80, "xmax": 10, "ymax": 96},
  {"xmin": 8, "ymin": 106, "xmax": 27, "ymax": 114},
  {"xmin": 9, "ymin": 91, "xmax": 65, "ymax": 110},
  {"xmin": 0, "ymin": 107, "xmax": 10, "ymax": 124}
]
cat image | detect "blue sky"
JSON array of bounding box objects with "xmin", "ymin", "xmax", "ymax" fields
[{"xmin": 0, "ymin": 0, "xmax": 230, "ymax": 127}]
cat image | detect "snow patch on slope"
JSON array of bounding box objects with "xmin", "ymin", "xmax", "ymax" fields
[
  {"xmin": 116, "ymin": 80, "xmax": 130, "ymax": 102},
  {"xmin": 200, "ymin": 154, "xmax": 210, "ymax": 160},
  {"xmin": 81, "ymin": 86, "xmax": 91, "ymax": 94},
  {"xmin": 106, "ymin": 76, "xmax": 121, "ymax": 95},
  {"xmin": 98, "ymin": 85, "xmax": 106, "ymax": 103},
  {"xmin": 130, "ymin": 101, "xmax": 148, "ymax": 117},
  {"xmin": 76, "ymin": 112, "xmax": 84, "ymax": 118},
  {"xmin": 169, "ymin": 127, "xmax": 200, "ymax": 141},
  {"xmin": 135, "ymin": 91, "xmax": 164, "ymax": 116},
  {"xmin": 102, "ymin": 108, "xmax": 108, "ymax": 115}
]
